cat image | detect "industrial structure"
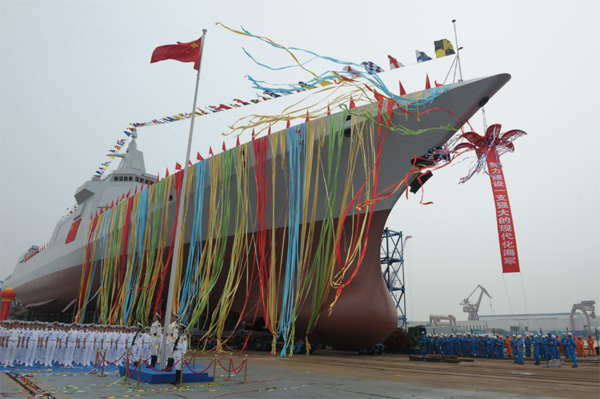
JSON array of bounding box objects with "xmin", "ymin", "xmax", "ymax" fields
[
  {"xmin": 460, "ymin": 285, "xmax": 492, "ymax": 321},
  {"xmin": 429, "ymin": 314, "xmax": 457, "ymax": 326},
  {"xmin": 380, "ymin": 228, "xmax": 410, "ymax": 329},
  {"xmin": 570, "ymin": 300, "xmax": 596, "ymax": 335}
]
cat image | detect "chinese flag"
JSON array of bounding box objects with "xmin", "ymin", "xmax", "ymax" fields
[
  {"xmin": 65, "ymin": 219, "xmax": 82, "ymax": 244},
  {"xmin": 151, "ymin": 38, "xmax": 202, "ymax": 70}
]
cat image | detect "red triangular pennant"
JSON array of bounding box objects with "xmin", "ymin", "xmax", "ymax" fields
[
  {"xmin": 286, "ymin": 119, "xmax": 291, "ymax": 128},
  {"xmin": 175, "ymin": 162, "xmax": 182, "ymax": 170},
  {"xmin": 222, "ymin": 141, "xmax": 226, "ymax": 151},
  {"xmin": 425, "ymin": 74, "xmax": 431, "ymax": 90},
  {"xmin": 349, "ymin": 96, "xmax": 356, "ymax": 109},
  {"xmin": 327, "ymin": 104, "xmax": 331, "ymax": 115},
  {"xmin": 209, "ymin": 146, "xmax": 214, "ymax": 156},
  {"xmin": 305, "ymin": 110, "xmax": 310, "ymax": 122},
  {"xmin": 268, "ymin": 125, "xmax": 271, "ymax": 135},
  {"xmin": 166, "ymin": 168, "xmax": 170, "ymax": 178},
  {"xmin": 197, "ymin": 152, "xmax": 204, "ymax": 161},
  {"xmin": 188, "ymin": 160, "xmax": 192, "ymax": 166},
  {"xmin": 399, "ymin": 81, "xmax": 406, "ymax": 95},
  {"xmin": 236, "ymin": 136, "xmax": 240, "ymax": 147}
]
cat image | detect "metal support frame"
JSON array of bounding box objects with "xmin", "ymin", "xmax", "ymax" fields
[{"xmin": 381, "ymin": 228, "xmax": 407, "ymax": 329}]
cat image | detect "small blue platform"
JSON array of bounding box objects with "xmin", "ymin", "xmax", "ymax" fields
[{"xmin": 118, "ymin": 363, "xmax": 213, "ymax": 384}]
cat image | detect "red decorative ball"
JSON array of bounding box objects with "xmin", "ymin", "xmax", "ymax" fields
[{"xmin": 1, "ymin": 288, "xmax": 17, "ymax": 300}]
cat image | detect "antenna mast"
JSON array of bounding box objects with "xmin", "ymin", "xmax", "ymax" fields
[{"xmin": 452, "ymin": 19, "xmax": 463, "ymax": 82}]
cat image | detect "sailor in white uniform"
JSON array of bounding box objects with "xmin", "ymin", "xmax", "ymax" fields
[
  {"xmin": 171, "ymin": 324, "xmax": 187, "ymax": 386},
  {"xmin": 165, "ymin": 313, "xmax": 178, "ymax": 370},
  {"xmin": 129, "ymin": 322, "xmax": 143, "ymax": 366},
  {"xmin": 149, "ymin": 313, "xmax": 162, "ymax": 367}
]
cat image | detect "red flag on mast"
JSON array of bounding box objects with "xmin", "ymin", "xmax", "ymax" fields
[{"xmin": 151, "ymin": 38, "xmax": 202, "ymax": 70}]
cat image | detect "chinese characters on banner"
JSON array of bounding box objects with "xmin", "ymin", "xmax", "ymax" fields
[{"xmin": 486, "ymin": 149, "xmax": 520, "ymax": 273}]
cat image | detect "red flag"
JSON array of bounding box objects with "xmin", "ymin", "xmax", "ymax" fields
[
  {"xmin": 151, "ymin": 38, "xmax": 202, "ymax": 70},
  {"xmin": 188, "ymin": 160, "xmax": 192, "ymax": 166},
  {"xmin": 252, "ymin": 128, "xmax": 256, "ymax": 140},
  {"xmin": 349, "ymin": 96, "xmax": 356, "ymax": 109},
  {"xmin": 399, "ymin": 81, "xmax": 406, "ymax": 95},
  {"xmin": 166, "ymin": 168, "xmax": 170, "ymax": 177},
  {"xmin": 487, "ymin": 149, "xmax": 521, "ymax": 273},
  {"xmin": 175, "ymin": 162, "xmax": 182, "ymax": 170},
  {"xmin": 268, "ymin": 125, "xmax": 271, "ymax": 135},
  {"xmin": 197, "ymin": 152, "xmax": 204, "ymax": 161},
  {"xmin": 156, "ymin": 173, "xmax": 160, "ymax": 182},
  {"xmin": 126, "ymin": 189, "xmax": 131, "ymax": 198},
  {"xmin": 286, "ymin": 119, "xmax": 291, "ymax": 128},
  {"xmin": 134, "ymin": 186, "xmax": 138, "ymax": 194},
  {"xmin": 305, "ymin": 110, "xmax": 310, "ymax": 122},
  {"xmin": 222, "ymin": 141, "xmax": 226, "ymax": 151},
  {"xmin": 236, "ymin": 136, "xmax": 240, "ymax": 147},
  {"xmin": 388, "ymin": 55, "xmax": 402, "ymax": 69},
  {"xmin": 327, "ymin": 105, "xmax": 331, "ymax": 115},
  {"xmin": 209, "ymin": 146, "xmax": 214, "ymax": 156},
  {"xmin": 425, "ymin": 74, "xmax": 431, "ymax": 90}
]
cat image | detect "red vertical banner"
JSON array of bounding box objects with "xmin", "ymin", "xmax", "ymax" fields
[{"xmin": 487, "ymin": 149, "xmax": 520, "ymax": 273}]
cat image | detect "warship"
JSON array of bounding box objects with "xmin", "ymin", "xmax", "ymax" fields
[{"xmin": 4, "ymin": 73, "xmax": 511, "ymax": 348}]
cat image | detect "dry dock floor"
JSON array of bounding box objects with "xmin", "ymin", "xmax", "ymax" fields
[{"xmin": 1, "ymin": 349, "xmax": 599, "ymax": 398}]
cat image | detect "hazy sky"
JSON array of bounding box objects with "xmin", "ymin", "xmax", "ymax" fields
[{"xmin": 1, "ymin": 0, "xmax": 598, "ymax": 322}]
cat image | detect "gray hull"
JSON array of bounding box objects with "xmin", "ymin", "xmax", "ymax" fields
[{"xmin": 6, "ymin": 74, "xmax": 511, "ymax": 347}]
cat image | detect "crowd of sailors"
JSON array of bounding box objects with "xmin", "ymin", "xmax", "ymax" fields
[
  {"xmin": 419, "ymin": 332, "xmax": 596, "ymax": 367},
  {"xmin": 0, "ymin": 312, "xmax": 187, "ymax": 381}
]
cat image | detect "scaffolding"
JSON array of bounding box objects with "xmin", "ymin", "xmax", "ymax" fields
[{"xmin": 381, "ymin": 228, "xmax": 407, "ymax": 329}]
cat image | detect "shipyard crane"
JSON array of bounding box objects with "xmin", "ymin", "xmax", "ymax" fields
[
  {"xmin": 570, "ymin": 300, "xmax": 596, "ymax": 335},
  {"xmin": 460, "ymin": 285, "xmax": 492, "ymax": 321},
  {"xmin": 429, "ymin": 314, "xmax": 457, "ymax": 326}
]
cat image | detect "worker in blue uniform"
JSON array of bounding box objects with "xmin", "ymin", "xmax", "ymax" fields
[
  {"xmin": 532, "ymin": 334, "xmax": 540, "ymax": 365},
  {"xmin": 511, "ymin": 334, "xmax": 518, "ymax": 363},
  {"xmin": 467, "ymin": 333, "xmax": 475, "ymax": 357},
  {"xmin": 497, "ymin": 335, "xmax": 505, "ymax": 358},
  {"xmin": 419, "ymin": 332, "xmax": 427, "ymax": 355},
  {"xmin": 454, "ymin": 334, "xmax": 462, "ymax": 356},
  {"xmin": 524, "ymin": 334, "xmax": 532, "ymax": 357},
  {"xmin": 516, "ymin": 335, "xmax": 524, "ymax": 364},
  {"xmin": 539, "ymin": 334, "xmax": 547, "ymax": 360},
  {"xmin": 567, "ymin": 332, "xmax": 578, "ymax": 368},
  {"xmin": 545, "ymin": 333, "xmax": 556, "ymax": 361},
  {"xmin": 561, "ymin": 334, "xmax": 569, "ymax": 360}
]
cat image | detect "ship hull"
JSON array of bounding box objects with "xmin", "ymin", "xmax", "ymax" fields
[{"xmin": 6, "ymin": 74, "xmax": 511, "ymax": 348}]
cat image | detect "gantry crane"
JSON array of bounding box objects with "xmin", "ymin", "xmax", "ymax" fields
[
  {"xmin": 460, "ymin": 285, "xmax": 492, "ymax": 321},
  {"xmin": 570, "ymin": 300, "xmax": 596, "ymax": 335}
]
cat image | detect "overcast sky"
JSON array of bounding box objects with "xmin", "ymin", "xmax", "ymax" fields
[{"xmin": 1, "ymin": 0, "xmax": 598, "ymax": 322}]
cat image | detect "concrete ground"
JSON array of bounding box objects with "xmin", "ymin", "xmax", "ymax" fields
[{"xmin": 1, "ymin": 349, "xmax": 598, "ymax": 398}]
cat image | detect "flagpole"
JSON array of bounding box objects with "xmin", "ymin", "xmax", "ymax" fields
[
  {"xmin": 159, "ymin": 29, "xmax": 207, "ymax": 369},
  {"xmin": 452, "ymin": 19, "xmax": 463, "ymax": 82}
]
